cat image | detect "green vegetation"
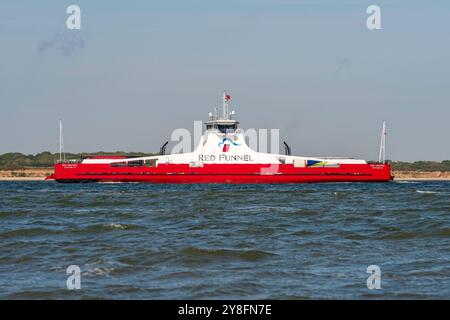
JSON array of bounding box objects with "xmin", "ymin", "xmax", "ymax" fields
[
  {"xmin": 391, "ymin": 160, "xmax": 450, "ymax": 172},
  {"xmin": 0, "ymin": 152, "xmax": 449, "ymax": 172},
  {"xmin": 0, "ymin": 152, "xmax": 155, "ymax": 170}
]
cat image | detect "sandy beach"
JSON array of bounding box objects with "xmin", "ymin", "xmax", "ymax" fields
[
  {"xmin": 392, "ymin": 171, "xmax": 450, "ymax": 181},
  {"xmin": 0, "ymin": 169, "xmax": 51, "ymax": 181},
  {"xmin": 0, "ymin": 177, "xmax": 47, "ymax": 181}
]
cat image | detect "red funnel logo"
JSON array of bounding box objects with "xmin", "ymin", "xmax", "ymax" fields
[{"xmin": 218, "ymin": 137, "xmax": 240, "ymax": 153}]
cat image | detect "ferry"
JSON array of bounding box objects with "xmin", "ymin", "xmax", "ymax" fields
[{"xmin": 46, "ymin": 92, "xmax": 393, "ymax": 183}]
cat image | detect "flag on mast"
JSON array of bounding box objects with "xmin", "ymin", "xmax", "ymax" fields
[{"xmin": 222, "ymin": 91, "xmax": 231, "ymax": 119}]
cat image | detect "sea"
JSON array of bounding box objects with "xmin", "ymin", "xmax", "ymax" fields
[{"xmin": 0, "ymin": 181, "xmax": 449, "ymax": 299}]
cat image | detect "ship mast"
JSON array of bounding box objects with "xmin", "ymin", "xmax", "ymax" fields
[
  {"xmin": 59, "ymin": 119, "xmax": 66, "ymax": 162},
  {"xmin": 205, "ymin": 92, "xmax": 239, "ymax": 133},
  {"xmin": 222, "ymin": 91, "xmax": 230, "ymax": 119},
  {"xmin": 378, "ymin": 120, "xmax": 386, "ymax": 164}
]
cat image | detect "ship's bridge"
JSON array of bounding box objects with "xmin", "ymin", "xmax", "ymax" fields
[
  {"xmin": 205, "ymin": 92, "xmax": 239, "ymax": 134},
  {"xmin": 205, "ymin": 118, "xmax": 239, "ymax": 134}
]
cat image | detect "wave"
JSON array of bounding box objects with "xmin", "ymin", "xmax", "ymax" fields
[
  {"xmin": 82, "ymin": 267, "xmax": 115, "ymax": 277},
  {"xmin": 180, "ymin": 247, "xmax": 275, "ymax": 261},
  {"xmin": 436, "ymin": 228, "xmax": 450, "ymax": 237},
  {"xmin": 382, "ymin": 227, "xmax": 450, "ymax": 239},
  {"xmin": 395, "ymin": 181, "xmax": 418, "ymax": 184},
  {"xmin": 103, "ymin": 223, "xmax": 132, "ymax": 230},
  {"xmin": 98, "ymin": 182, "xmax": 125, "ymax": 184},
  {"xmin": 381, "ymin": 231, "xmax": 420, "ymax": 240},
  {"xmin": 71, "ymin": 223, "xmax": 140, "ymax": 234},
  {"xmin": 416, "ymin": 190, "xmax": 440, "ymax": 194},
  {"xmin": 0, "ymin": 227, "xmax": 63, "ymax": 238}
]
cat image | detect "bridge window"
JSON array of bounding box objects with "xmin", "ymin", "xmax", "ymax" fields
[
  {"xmin": 206, "ymin": 123, "xmax": 237, "ymax": 133},
  {"xmin": 218, "ymin": 124, "xmax": 237, "ymax": 133}
]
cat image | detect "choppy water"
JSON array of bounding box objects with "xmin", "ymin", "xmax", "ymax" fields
[{"xmin": 0, "ymin": 181, "xmax": 449, "ymax": 299}]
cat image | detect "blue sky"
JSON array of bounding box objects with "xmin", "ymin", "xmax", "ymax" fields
[{"xmin": 0, "ymin": 0, "xmax": 449, "ymax": 161}]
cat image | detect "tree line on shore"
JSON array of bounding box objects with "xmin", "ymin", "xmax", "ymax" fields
[
  {"xmin": 0, "ymin": 152, "xmax": 154, "ymax": 170},
  {"xmin": 0, "ymin": 152, "xmax": 449, "ymax": 172}
]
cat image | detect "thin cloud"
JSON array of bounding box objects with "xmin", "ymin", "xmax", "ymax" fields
[
  {"xmin": 37, "ymin": 30, "xmax": 85, "ymax": 56},
  {"xmin": 333, "ymin": 58, "xmax": 352, "ymax": 75}
]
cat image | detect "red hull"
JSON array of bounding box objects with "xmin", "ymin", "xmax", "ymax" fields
[{"xmin": 46, "ymin": 163, "xmax": 393, "ymax": 183}]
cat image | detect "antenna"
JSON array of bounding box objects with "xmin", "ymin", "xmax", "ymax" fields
[
  {"xmin": 378, "ymin": 120, "xmax": 386, "ymax": 163},
  {"xmin": 59, "ymin": 119, "xmax": 66, "ymax": 162}
]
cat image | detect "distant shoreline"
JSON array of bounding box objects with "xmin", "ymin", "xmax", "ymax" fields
[
  {"xmin": 1, "ymin": 168, "xmax": 449, "ymax": 182},
  {"xmin": 394, "ymin": 178, "xmax": 450, "ymax": 181},
  {"xmin": 0, "ymin": 177, "xmax": 47, "ymax": 181},
  {"xmin": 0, "ymin": 168, "xmax": 52, "ymax": 181}
]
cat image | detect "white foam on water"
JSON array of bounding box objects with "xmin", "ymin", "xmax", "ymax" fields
[
  {"xmin": 416, "ymin": 190, "xmax": 440, "ymax": 194},
  {"xmin": 82, "ymin": 267, "xmax": 115, "ymax": 277},
  {"xmin": 99, "ymin": 182, "xmax": 124, "ymax": 184},
  {"xmin": 395, "ymin": 181, "xmax": 418, "ymax": 184},
  {"xmin": 103, "ymin": 223, "xmax": 129, "ymax": 230}
]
